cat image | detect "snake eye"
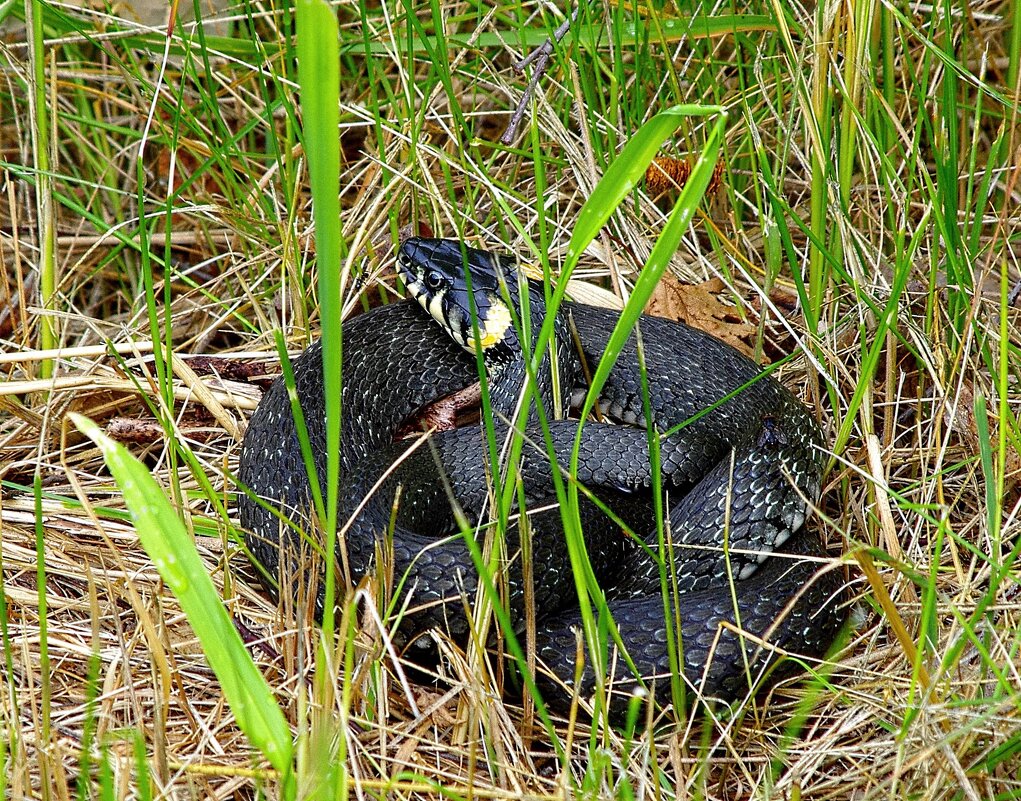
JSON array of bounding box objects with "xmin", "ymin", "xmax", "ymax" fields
[{"xmin": 424, "ymin": 269, "xmax": 444, "ymax": 291}]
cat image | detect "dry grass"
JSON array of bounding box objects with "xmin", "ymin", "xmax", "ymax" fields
[{"xmin": 1, "ymin": 0, "xmax": 1020, "ymax": 798}]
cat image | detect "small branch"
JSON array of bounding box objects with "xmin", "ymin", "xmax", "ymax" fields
[{"xmin": 500, "ymin": 7, "xmax": 578, "ymax": 146}]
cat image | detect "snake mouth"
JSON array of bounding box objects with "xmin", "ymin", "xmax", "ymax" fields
[{"xmin": 398, "ymin": 237, "xmax": 514, "ymax": 355}]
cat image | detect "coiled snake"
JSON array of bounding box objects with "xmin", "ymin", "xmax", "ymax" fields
[{"xmin": 237, "ymin": 237, "xmax": 846, "ymax": 717}]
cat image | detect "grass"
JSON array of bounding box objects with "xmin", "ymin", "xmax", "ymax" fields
[{"xmin": 1, "ymin": 0, "xmax": 1020, "ymax": 798}]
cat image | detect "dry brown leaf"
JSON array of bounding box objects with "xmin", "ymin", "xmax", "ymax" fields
[
  {"xmin": 644, "ymin": 156, "xmax": 726, "ymax": 198},
  {"xmin": 646, "ymin": 273, "xmax": 757, "ymax": 359}
]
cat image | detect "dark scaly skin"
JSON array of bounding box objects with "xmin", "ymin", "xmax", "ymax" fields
[
  {"xmin": 236, "ymin": 307, "xmax": 479, "ymax": 597},
  {"xmin": 236, "ymin": 238, "xmax": 847, "ymax": 718},
  {"xmin": 564, "ymin": 304, "xmax": 827, "ymax": 593},
  {"xmin": 532, "ymin": 532, "xmax": 845, "ymax": 718}
]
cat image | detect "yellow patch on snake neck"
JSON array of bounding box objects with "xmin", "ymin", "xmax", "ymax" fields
[{"xmin": 467, "ymin": 293, "xmax": 512, "ymax": 350}]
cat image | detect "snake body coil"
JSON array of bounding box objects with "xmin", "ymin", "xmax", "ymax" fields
[{"xmin": 237, "ymin": 238, "xmax": 846, "ymax": 717}]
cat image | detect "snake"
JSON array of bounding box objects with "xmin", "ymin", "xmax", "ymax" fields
[{"xmin": 236, "ymin": 237, "xmax": 846, "ymax": 718}]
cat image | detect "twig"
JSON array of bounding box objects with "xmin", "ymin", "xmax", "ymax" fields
[{"xmin": 500, "ymin": 7, "xmax": 578, "ymax": 145}]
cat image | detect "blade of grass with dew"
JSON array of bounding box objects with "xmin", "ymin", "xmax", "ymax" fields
[{"xmin": 70, "ymin": 413, "xmax": 295, "ymax": 796}]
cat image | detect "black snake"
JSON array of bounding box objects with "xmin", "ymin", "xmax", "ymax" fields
[{"xmin": 237, "ymin": 237, "xmax": 846, "ymax": 718}]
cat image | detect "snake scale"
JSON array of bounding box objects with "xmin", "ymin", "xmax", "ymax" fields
[{"xmin": 237, "ymin": 237, "xmax": 846, "ymax": 718}]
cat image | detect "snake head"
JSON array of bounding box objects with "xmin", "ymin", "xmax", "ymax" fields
[{"xmin": 397, "ymin": 237, "xmax": 541, "ymax": 366}]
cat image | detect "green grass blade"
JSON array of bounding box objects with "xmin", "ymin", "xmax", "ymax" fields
[
  {"xmin": 565, "ymin": 104, "xmax": 725, "ymax": 265},
  {"xmin": 7, "ymin": 8, "xmax": 774, "ymax": 60},
  {"xmin": 1011, "ymin": 0, "xmax": 1021, "ymax": 88},
  {"xmin": 33, "ymin": 473, "xmax": 52, "ymax": 794},
  {"xmin": 295, "ymin": 5, "xmax": 350, "ymax": 797},
  {"xmin": 568, "ymin": 111, "xmax": 728, "ymax": 717},
  {"xmin": 296, "ymin": 0, "xmax": 343, "ymax": 629},
  {"xmin": 26, "ymin": 0, "xmax": 55, "ymax": 379},
  {"xmin": 574, "ymin": 115, "xmax": 728, "ymax": 422},
  {"xmin": 495, "ymin": 104, "xmax": 728, "ymax": 722},
  {"xmin": 70, "ymin": 414, "xmax": 295, "ymax": 796}
]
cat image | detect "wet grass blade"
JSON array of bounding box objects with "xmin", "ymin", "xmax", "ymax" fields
[{"xmin": 71, "ymin": 414, "xmax": 295, "ymax": 798}]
